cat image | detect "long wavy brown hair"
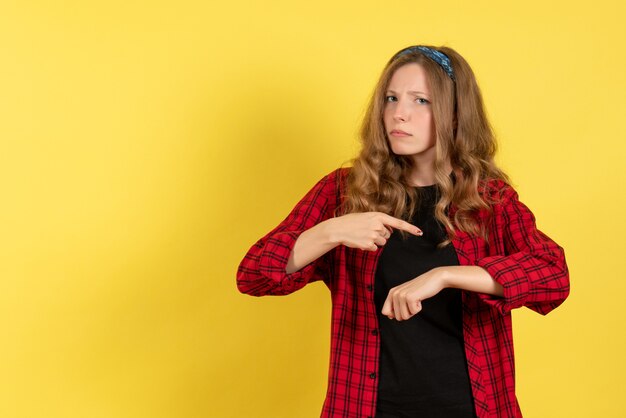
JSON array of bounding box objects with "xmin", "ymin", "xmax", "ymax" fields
[{"xmin": 338, "ymin": 45, "xmax": 510, "ymax": 245}]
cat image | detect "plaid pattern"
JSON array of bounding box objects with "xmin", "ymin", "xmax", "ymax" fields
[{"xmin": 237, "ymin": 167, "xmax": 570, "ymax": 418}]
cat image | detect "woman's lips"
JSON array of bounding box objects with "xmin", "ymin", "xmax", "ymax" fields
[{"xmin": 390, "ymin": 130, "xmax": 412, "ymax": 137}]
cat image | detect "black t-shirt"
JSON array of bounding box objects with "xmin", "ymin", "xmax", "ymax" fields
[{"xmin": 374, "ymin": 184, "xmax": 476, "ymax": 418}]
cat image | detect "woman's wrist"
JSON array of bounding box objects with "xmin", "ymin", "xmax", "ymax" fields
[
  {"xmin": 321, "ymin": 217, "xmax": 343, "ymax": 247},
  {"xmin": 436, "ymin": 266, "xmax": 454, "ymax": 288}
]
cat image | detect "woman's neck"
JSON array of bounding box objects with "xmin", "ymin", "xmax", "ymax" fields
[{"xmin": 408, "ymin": 162, "xmax": 452, "ymax": 187}]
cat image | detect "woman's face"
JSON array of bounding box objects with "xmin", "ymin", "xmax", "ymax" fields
[{"xmin": 383, "ymin": 63, "xmax": 436, "ymax": 166}]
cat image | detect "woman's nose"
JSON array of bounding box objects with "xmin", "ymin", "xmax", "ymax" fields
[
  {"xmin": 393, "ymin": 108, "xmax": 408, "ymax": 122},
  {"xmin": 393, "ymin": 100, "xmax": 410, "ymax": 122}
]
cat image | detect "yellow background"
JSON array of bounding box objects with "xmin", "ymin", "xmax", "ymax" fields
[{"xmin": 1, "ymin": 1, "xmax": 624, "ymax": 417}]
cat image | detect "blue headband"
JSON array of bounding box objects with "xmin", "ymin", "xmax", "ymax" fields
[{"xmin": 395, "ymin": 46, "xmax": 455, "ymax": 81}]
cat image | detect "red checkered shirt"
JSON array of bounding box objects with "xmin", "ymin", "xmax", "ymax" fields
[{"xmin": 237, "ymin": 167, "xmax": 570, "ymax": 418}]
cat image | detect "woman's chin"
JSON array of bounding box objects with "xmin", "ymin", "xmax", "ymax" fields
[{"xmin": 390, "ymin": 146, "xmax": 418, "ymax": 156}]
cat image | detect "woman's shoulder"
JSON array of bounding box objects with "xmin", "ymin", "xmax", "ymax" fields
[
  {"xmin": 478, "ymin": 177, "xmax": 519, "ymax": 205},
  {"xmin": 302, "ymin": 167, "xmax": 351, "ymax": 200},
  {"xmin": 331, "ymin": 166, "xmax": 351, "ymax": 179},
  {"xmin": 319, "ymin": 166, "xmax": 352, "ymax": 186}
]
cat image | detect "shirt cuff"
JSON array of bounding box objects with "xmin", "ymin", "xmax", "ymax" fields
[
  {"xmin": 257, "ymin": 231, "xmax": 320, "ymax": 294},
  {"xmin": 475, "ymin": 253, "xmax": 530, "ymax": 315}
]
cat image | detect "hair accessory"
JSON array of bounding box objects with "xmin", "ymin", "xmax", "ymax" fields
[{"xmin": 395, "ymin": 46, "xmax": 455, "ymax": 81}]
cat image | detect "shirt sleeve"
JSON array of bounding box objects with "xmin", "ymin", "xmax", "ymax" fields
[
  {"xmin": 474, "ymin": 185, "xmax": 570, "ymax": 315},
  {"xmin": 236, "ymin": 169, "xmax": 340, "ymax": 296}
]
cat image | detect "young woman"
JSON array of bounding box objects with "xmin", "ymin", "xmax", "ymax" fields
[{"xmin": 237, "ymin": 45, "xmax": 570, "ymax": 418}]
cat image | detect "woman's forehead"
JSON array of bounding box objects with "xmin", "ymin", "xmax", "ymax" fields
[{"xmin": 387, "ymin": 63, "xmax": 430, "ymax": 93}]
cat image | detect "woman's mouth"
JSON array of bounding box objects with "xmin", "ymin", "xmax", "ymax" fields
[{"xmin": 390, "ymin": 130, "xmax": 412, "ymax": 137}]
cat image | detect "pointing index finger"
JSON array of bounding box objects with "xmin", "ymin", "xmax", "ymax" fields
[{"xmin": 382, "ymin": 214, "xmax": 423, "ymax": 236}]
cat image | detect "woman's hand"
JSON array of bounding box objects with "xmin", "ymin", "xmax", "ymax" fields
[
  {"xmin": 381, "ymin": 267, "xmax": 446, "ymax": 321},
  {"xmin": 328, "ymin": 212, "xmax": 422, "ymax": 251},
  {"xmin": 380, "ymin": 266, "xmax": 505, "ymax": 320}
]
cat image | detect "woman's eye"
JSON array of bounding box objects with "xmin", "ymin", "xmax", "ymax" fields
[
  {"xmin": 416, "ymin": 98, "xmax": 430, "ymax": 104},
  {"xmin": 385, "ymin": 96, "xmax": 397, "ymax": 102}
]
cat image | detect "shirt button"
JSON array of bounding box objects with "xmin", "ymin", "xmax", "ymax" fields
[
  {"xmin": 369, "ymin": 372, "xmax": 376, "ymax": 379},
  {"xmin": 371, "ymin": 329, "xmax": 378, "ymax": 336},
  {"xmin": 366, "ymin": 285, "xmax": 373, "ymax": 291}
]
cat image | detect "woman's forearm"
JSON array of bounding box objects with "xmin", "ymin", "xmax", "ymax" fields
[
  {"xmin": 285, "ymin": 219, "xmax": 340, "ymax": 274},
  {"xmin": 285, "ymin": 212, "xmax": 422, "ymax": 274},
  {"xmin": 439, "ymin": 265, "xmax": 504, "ymax": 297},
  {"xmin": 381, "ymin": 265, "xmax": 505, "ymax": 321}
]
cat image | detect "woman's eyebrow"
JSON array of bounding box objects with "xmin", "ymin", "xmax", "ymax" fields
[{"xmin": 386, "ymin": 89, "xmax": 429, "ymax": 96}]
